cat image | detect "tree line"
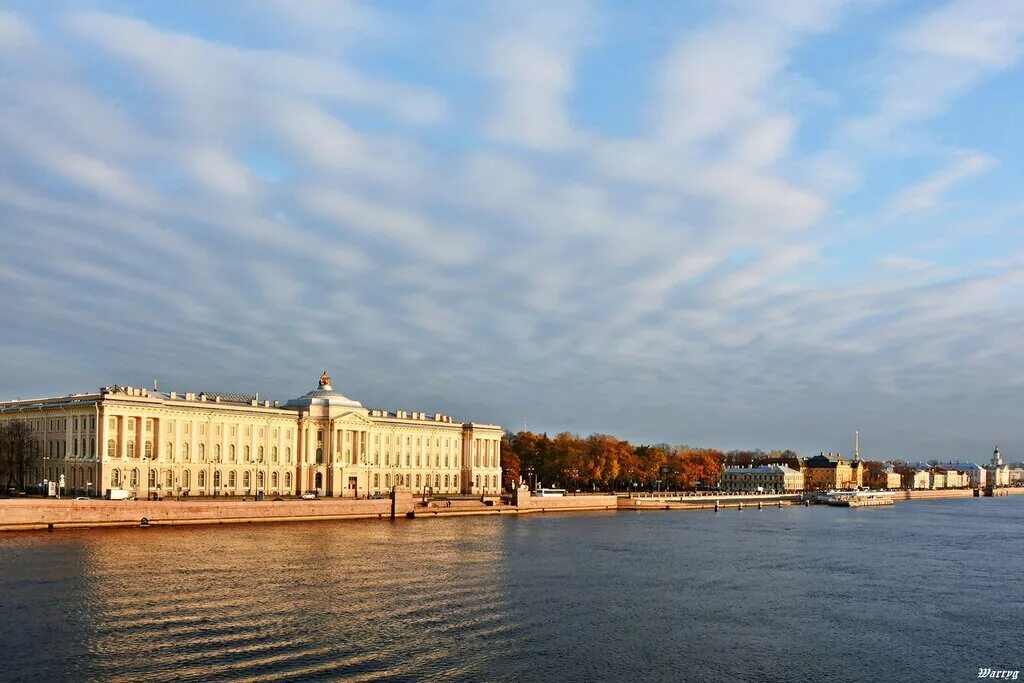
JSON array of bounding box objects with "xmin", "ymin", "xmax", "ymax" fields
[
  {"xmin": 499, "ymin": 431, "xmax": 799, "ymax": 492},
  {"xmin": 0, "ymin": 419, "xmax": 35, "ymax": 492}
]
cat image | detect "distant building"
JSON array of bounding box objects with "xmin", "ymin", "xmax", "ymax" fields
[
  {"xmin": 720, "ymin": 464, "xmax": 804, "ymax": 493},
  {"xmin": 864, "ymin": 463, "xmax": 902, "ymax": 490},
  {"xmin": 985, "ymin": 447, "xmax": 1010, "ymax": 488},
  {"xmin": 936, "ymin": 462, "xmax": 986, "ymax": 489},
  {"xmin": 1009, "ymin": 468, "xmax": 1024, "ymax": 485},
  {"xmin": 935, "ymin": 466, "xmax": 968, "ymax": 488},
  {"xmin": 899, "ymin": 465, "xmax": 931, "ymax": 490},
  {"xmin": 804, "ymin": 452, "xmax": 862, "ymax": 491}
]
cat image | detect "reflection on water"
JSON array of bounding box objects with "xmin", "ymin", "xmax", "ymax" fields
[{"xmin": 2, "ymin": 499, "xmax": 1023, "ymax": 681}]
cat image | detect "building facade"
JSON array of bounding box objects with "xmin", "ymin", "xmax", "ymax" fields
[
  {"xmin": 803, "ymin": 453, "xmax": 863, "ymax": 491},
  {"xmin": 0, "ymin": 372, "xmax": 503, "ymax": 499},
  {"xmin": 720, "ymin": 464, "xmax": 804, "ymax": 493},
  {"xmin": 985, "ymin": 447, "xmax": 1010, "ymax": 488},
  {"xmin": 937, "ymin": 462, "xmax": 986, "ymax": 489}
]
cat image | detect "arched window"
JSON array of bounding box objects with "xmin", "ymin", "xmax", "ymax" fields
[
  {"xmin": 285, "ymin": 447, "xmax": 292, "ymax": 464},
  {"xmin": 257, "ymin": 471, "xmax": 264, "ymax": 489},
  {"xmin": 198, "ymin": 470, "xmax": 206, "ymax": 488},
  {"xmin": 285, "ymin": 472, "xmax": 292, "ymax": 488},
  {"xmin": 215, "ymin": 444, "xmax": 222, "ymax": 463},
  {"xmin": 385, "ymin": 452, "xmax": 390, "ymax": 465},
  {"xmin": 374, "ymin": 473, "xmax": 379, "ymax": 488},
  {"xmin": 244, "ymin": 446, "xmax": 251, "ymax": 463},
  {"xmin": 435, "ymin": 474, "xmax": 440, "ymax": 488},
  {"xmin": 453, "ymin": 475, "xmax": 458, "ymax": 489},
  {"xmin": 385, "ymin": 474, "xmax": 391, "ymax": 488},
  {"xmin": 165, "ymin": 470, "xmax": 173, "ymax": 488},
  {"xmin": 148, "ymin": 469, "xmax": 156, "ymax": 487},
  {"xmin": 445, "ymin": 474, "xmax": 450, "ymax": 488},
  {"xmin": 199, "ymin": 444, "xmax": 206, "ymax": 462},
  {"xmin": 415, "ymin": 474, "xmax": 421, "ymax": 488},
  {"xmin": 229, "ymin": 445, "xmax": 236, "ymax": 463},
  {"xmin": 228, "ymin": 471, "xmax": 236, "ymax": 488},
  {"xmin": 182, "ymin": 443, "xmax": 190, "ymax": 462},
  {"xmin": 182, "ymin": 470, "xmax": 191, "ymax": 488},
  {"xmin": 213, "ymin": 470, "xmax": 221, "ymax": 488},
  {"xmin": 272, "ymin": 471, "xmax": 279, "ymax": 489},
  {"xmin": 111, "ymin": 469, "xmax": 120, "ymax": 486},
  {"xmin": 243, "ymin": 471, "xmax": 251, "ymax": 489},
  {"xmin": 126, "ymin": 439, "xmax": 135, "ymax": 458},
  {"xmin": 271, "ymin": 446, "xmax": 278, "ymax": 463},
  {"xmin": 258, "ymin": 446, "xmax": 264, "ymax": 463},
  {"xmin": 107, "ymin": 439, "xmax": 116, "ymax": 458},
  {"xmin": 315, "ymin": 447, "xmax": 323, "ymax": 464},
  {"xmin": 166, "ymin": 442, "xmax": 173, "ymax": 461}
]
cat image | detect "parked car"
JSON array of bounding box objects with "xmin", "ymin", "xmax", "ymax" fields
[
  {"xmin": 300, "ymin": 492, "xmax": 317, "ymax": 500},
  {"xmin": 74, "ymin": 497, "xmax": 89, "ymax": 501}
]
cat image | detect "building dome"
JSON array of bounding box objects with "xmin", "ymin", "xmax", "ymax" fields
[{"xmin": 284, "ymin": 372, "xmax": 363, "ymax": 410}]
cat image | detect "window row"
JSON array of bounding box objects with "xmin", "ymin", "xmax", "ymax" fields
[
  {"xmin": 106, "ymin": 440, "xmax": 293, "ymax": 464},
  {"xmin": 109, "ymin": 468, "xmax": 294, "ymax": 490},
  {"xmin": 108, "ymin": 417, "xmax": 291, "ymax": 441}
]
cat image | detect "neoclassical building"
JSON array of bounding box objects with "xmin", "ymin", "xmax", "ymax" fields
[{"xmin": 0, "ymin": 372, "xmax": 503, "ymax": 499}]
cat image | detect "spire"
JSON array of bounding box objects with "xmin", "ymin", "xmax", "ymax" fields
[
  {"xmin": 854, "ymin": 430, "xmax": 861, "ymax": 462},
  {"xmin": 992, "ymin": 446, "xmax": 1003, "ymax": 467}
]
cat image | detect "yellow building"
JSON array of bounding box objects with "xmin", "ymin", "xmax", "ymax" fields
[
  {"xmin": 803, "ymin": 452, "xmax": 863, "ymax": 491},
  {"xmin": 0, "ymin": 372, "xmax": 503, "ymax": 499},
  {"xmin": 720, "ymin": 464, "xmax": 804, "ymax": 493}
]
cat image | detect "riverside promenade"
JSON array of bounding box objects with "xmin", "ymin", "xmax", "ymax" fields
[{"xmin": 2, "ymin": 487, "xmax": 1022, "ymax": 532}]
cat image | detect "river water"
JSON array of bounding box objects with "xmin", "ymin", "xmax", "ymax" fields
[{"xmin": 1, "ymin": 497, "xmax": 1022, "ymax": 682}]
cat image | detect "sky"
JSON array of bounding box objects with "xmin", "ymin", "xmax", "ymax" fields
[{"xmin": 1, "ymin": 0, "xmax": 1022, "ymax": 463}]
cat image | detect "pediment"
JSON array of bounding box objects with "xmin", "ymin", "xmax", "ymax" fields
[{"xmin": 331, "ymin": 410, "xmax": 374, "ymax": 426}]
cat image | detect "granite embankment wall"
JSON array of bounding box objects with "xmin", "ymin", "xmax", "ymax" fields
[
  {"xmin": 0, "ymin": 498, "xmax": 395, "ymax": 531},
  {"xmin": 4, "ymin": 488, "xmax": 1023, "ymax": 532},
  {"xmin": 0, "ymin": 493, "xmax": 620, "ymax": 531}
]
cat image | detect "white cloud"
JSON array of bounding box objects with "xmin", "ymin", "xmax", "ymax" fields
[
  {"xmin": 853, "ymin": 0, "xmax": 1024, "ymax": 139},
  {"xmin": 482, "ymin": 2, "xmax": 591, "ymax": 150},
  {"xmin": 886, "ymin": 152, "xmax": 996, "ymax": 217},
  {"xmin": 66, "ymin": 11, "xmax": 446, "ymax": 127},
  {"xmin": 0, "ymin": 10, "xmax": 32, "ymax": 50},
  {"xmin": 655, "ymin": 0, "xmax": 847, "ymax": 146}
]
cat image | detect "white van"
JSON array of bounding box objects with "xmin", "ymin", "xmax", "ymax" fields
[{"xmin": 107, "ymin": 488, "xmax": 132, "ymax": 500}]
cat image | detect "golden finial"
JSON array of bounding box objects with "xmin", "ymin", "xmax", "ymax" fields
[{"xmin": 319, "ymin": 370, "xmax": 331, "ymax": 387}]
